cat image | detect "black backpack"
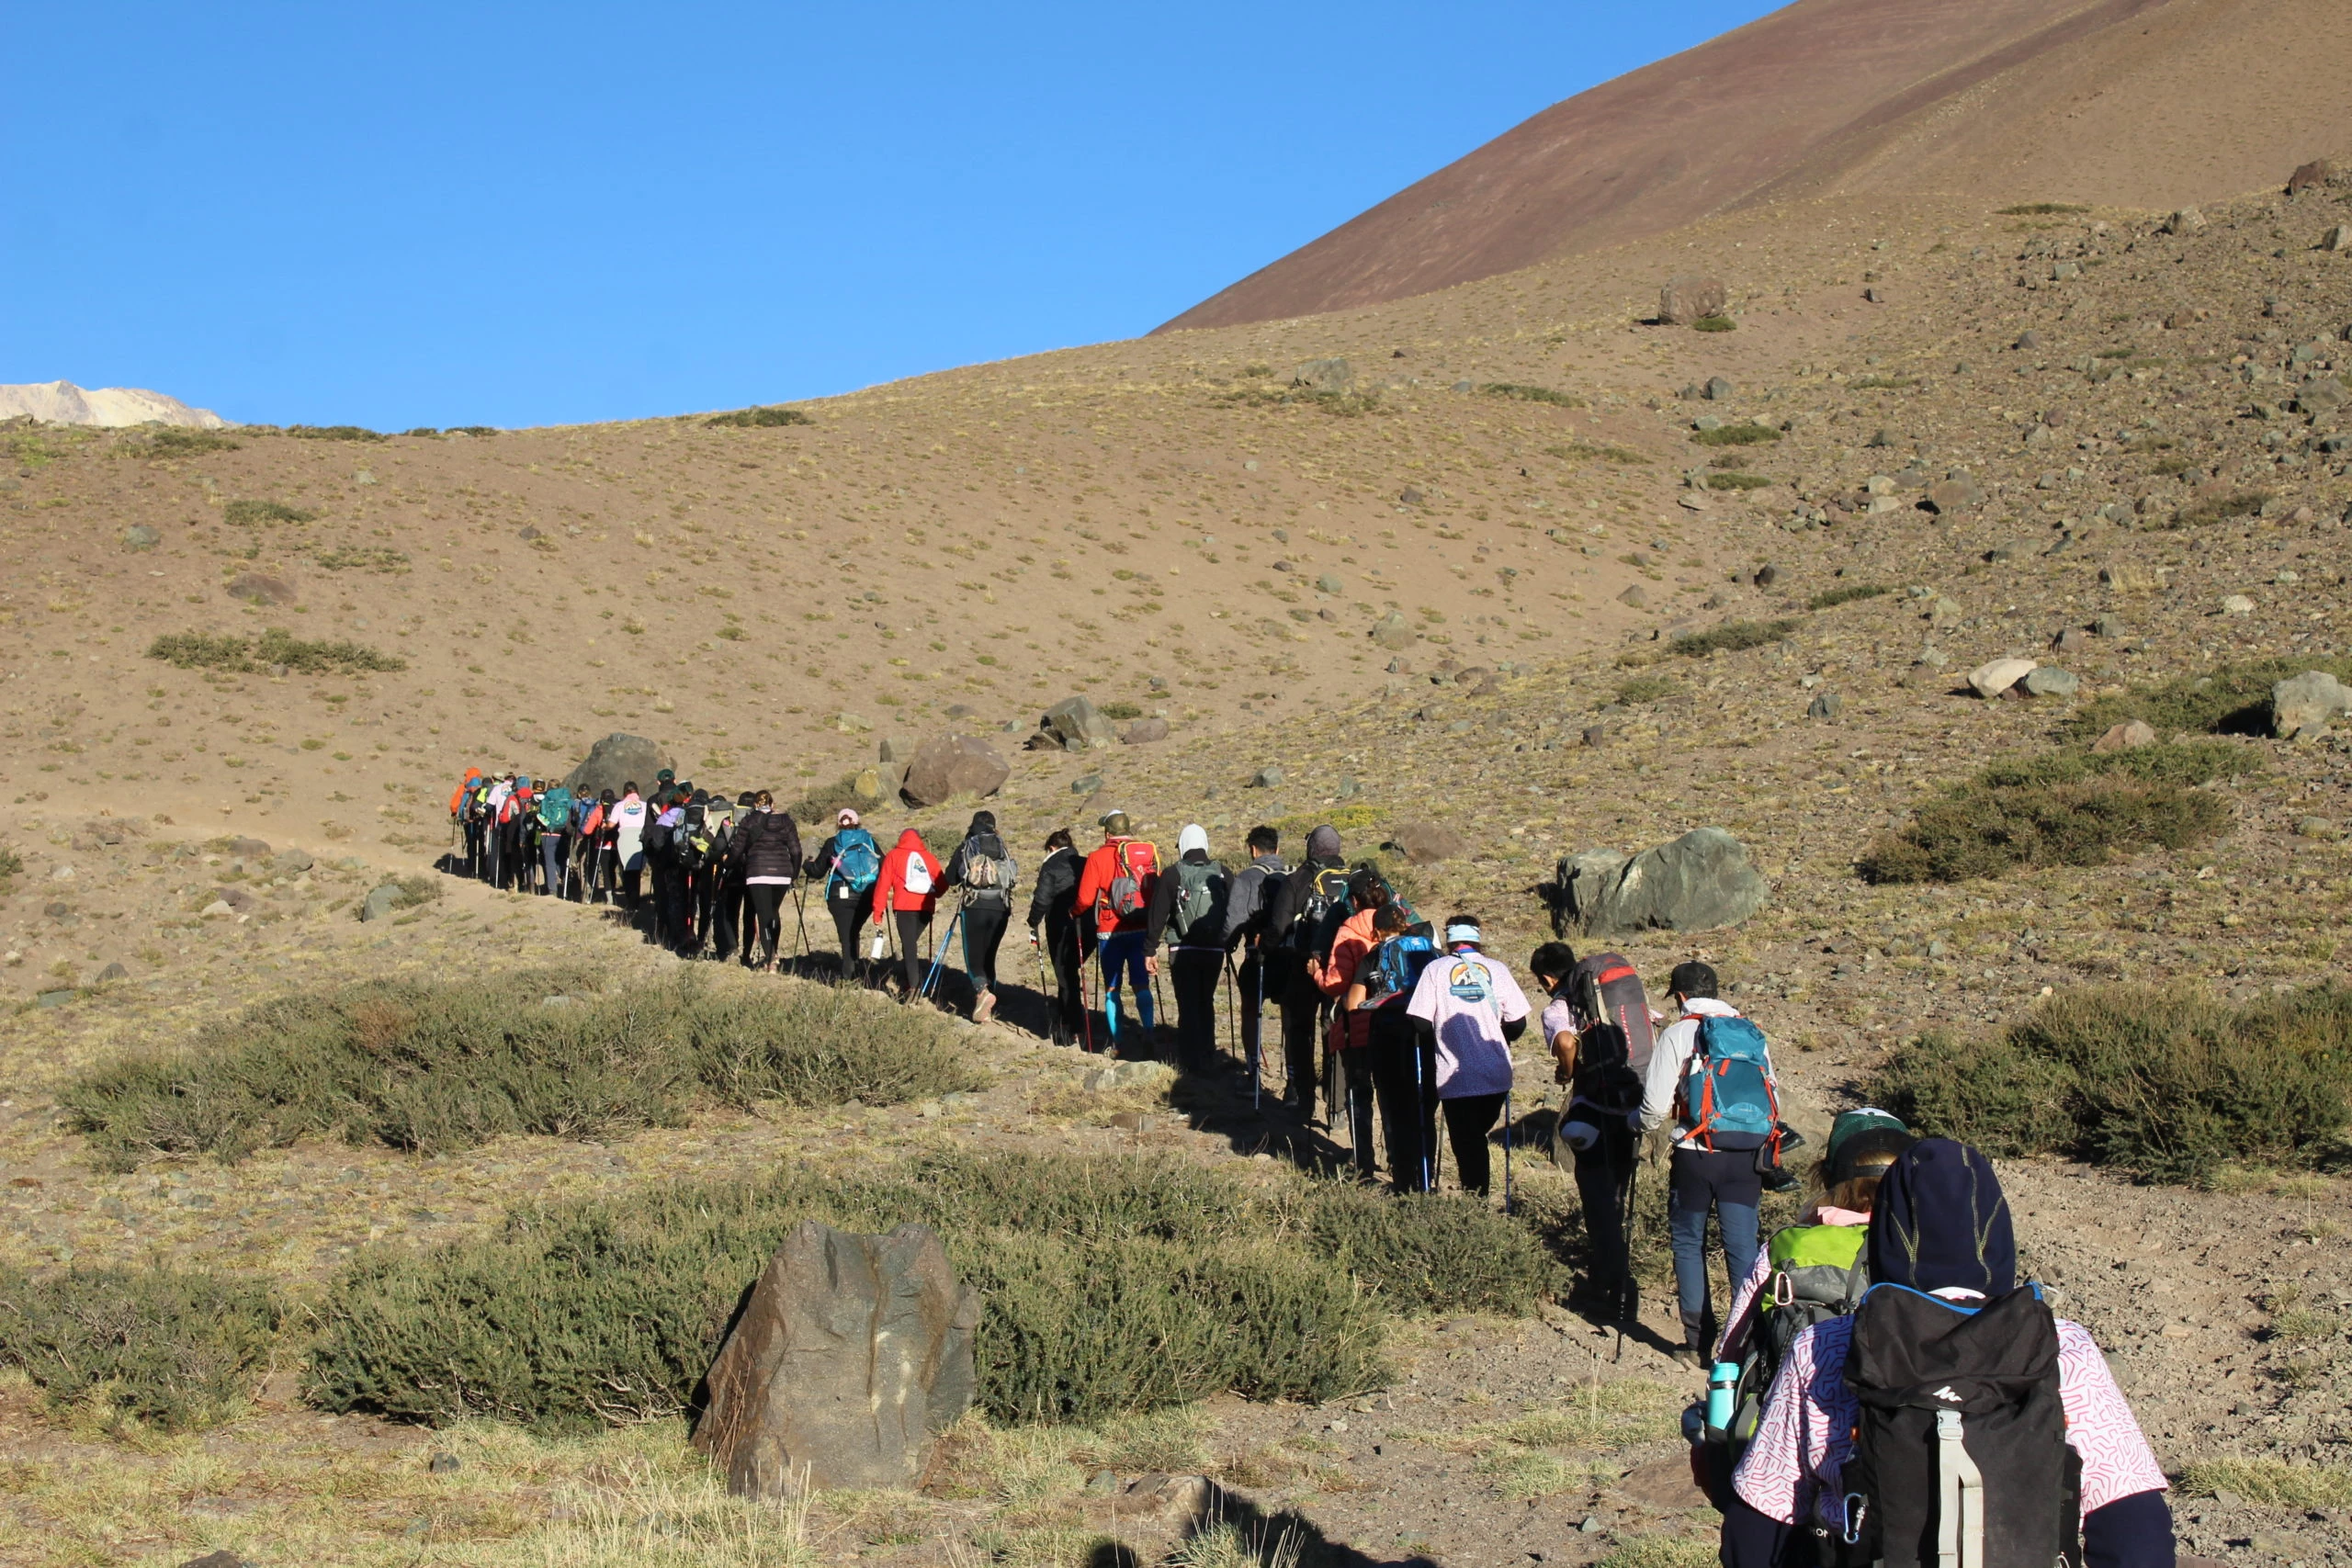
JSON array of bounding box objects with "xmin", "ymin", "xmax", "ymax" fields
[
  {"xmin": 1283, "ymin": 863, "xmax": 1353, "ymax": 956},
  {"xmin": 1566, "ymin": 952, "xmax": 1655, "ymax": 1115},
  {"xmin": 1825, "ymin": 1285, "xmax": 2081, "ymax": 1568}
]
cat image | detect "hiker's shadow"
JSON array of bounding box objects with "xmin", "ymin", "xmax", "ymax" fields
[
  {"xmin": 1079, "ymin": 1481, "xmax": 1433, "ymax": 1568},
  {"xmin": 1169, "ymin": 1060, "xmax": 1351, "ymax": 1177}
]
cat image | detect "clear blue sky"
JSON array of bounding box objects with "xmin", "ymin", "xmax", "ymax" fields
[{"xmin": 6, "ymin": 3, "xmax": 1781, "ymax": 431}]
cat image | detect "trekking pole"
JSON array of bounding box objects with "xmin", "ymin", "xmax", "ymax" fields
[
  {"xmin": 1413, "ymin": 1036, "xmax": 1433, "ymax": 1193},
  {"xmin": 793, "ymin": 879, "xmax": 811, "ymax": 960},
  {"xmin": 1222, "ymin": 954, "xmax": 1240, "ymax": 1065},
  {"xmin": 922, "ymin": 909, "xmax": 963, "ymax": 1001},
  {"xmin": 1503, "ymin": 1089, "xmax": 1515, "ymax": 1216},
  {"xmin": 1245, "ymin": 958, "xmax": 1261, "ymax": 1111}
]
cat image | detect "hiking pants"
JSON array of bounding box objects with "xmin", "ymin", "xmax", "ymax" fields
[
  {"xmin": 708, "ymin": 878, "xmax": 743, "ymax": 960},
  {"xmin": 1668, "ymin": 1146, "xmax": 1763, "ymax": 1344},
  {"xmin": 1281, "ymin": 988, "xmax": 1323, "ymax": 1111},
  {"xmin": 746, "ymin": 885, "xmax": 785, "ymax": 964},
  {"xmin": 484, "ymin": 831, "xmax": 504, "ymax": 889},
  {"xmin": 651, "ymin": 863, "xmax": 686, "ymax": 949},
  {"xmin": 1233, "ymin": 951, "xmax": 1269, "ymax": 1072},
  {"xmin": 1368, "ymin": 1008, "xmax": 1438, "ymax": 1194},
  {"xmin": 828, "ymin": 885, "xmax": 865, "ymax": 980},
  {"xmin": 1443, "ymin": 1092, "xmax": 1507, "ymax": 1198},
  {"xmin": 1571, "ymin": 1114, "xmax": 1640, "ymax": 1317},
  {"xmin": 892, "ymin": 909, "xmax": 932, "ymax": 996},
  {"xmin": 620, "ymin": 863, "xmax": 644, "ymax": 915},
  {"xmin": 961, "ymin": 900, "xmax": 1010, "ymax": 994},
  {"xmin": 1043, "ymin": 915, "xmax": 1084, "ymax": 1043},
  {"xmin": 1170, "ymin": 948, "xmax": 1221, "ymax": 1068},
  {"xmin": 1336, "ymin": 1047, "xmax": 1378, "ymax": 1180},
  {"xmin": 540, "ymin": 831, "xmax": 566, "ymax": 897}
]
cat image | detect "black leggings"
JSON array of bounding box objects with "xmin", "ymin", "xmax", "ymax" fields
[
  {"xmin": 893, "ymin": 909, "xmax": 932, "ymax": 995},
  {"xmin": 962, "ymin": 901, "xmax": 1010, "ymax": 993},
  {"xmin": 748, "ymin": 885, "xmax": 786, "ymax": 963},
  {"xmin": 1043, "ymin": 916, "xmax": 1084, "ymax": 1042},
  {"xmin": 828, "ymin": 886, "xmax": 865, "ymax": 978},
  {"xmin": 1442, "ymin": 1092, "xmax": 1508, "ymax": 1197}
]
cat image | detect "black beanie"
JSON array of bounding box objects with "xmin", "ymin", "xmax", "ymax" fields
[{"xmin": 1867, "ymin": 1138, "xmax": 2018, "ymax": 1297}]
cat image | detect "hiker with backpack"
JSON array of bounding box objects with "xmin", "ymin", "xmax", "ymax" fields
[
  {"xmin": 1640, "ymin": 961, "xmax": 1783, "ymax": 1364},
  {"xmin": 1264, "ymin": 828, "xmax": 1353, "ymax": 1113},
  {"xmin": 450, "ymin": 768, "xmax": 485, "ymax": 876},
  {"xmin": 1402, "ymin": 915, "xmax": 1528, "ymax": 1198},
  {"xmin": 1723, "ymin": 1138, "xmax": 2174, "ymax": 1568},
  {"xmin": 684, "ymin": 795, "xmax": 729, "ymax": 955},
  {"xmin": 536, "ymin": 784, "xmax": 574, "ymax": 898},
  {"xmin": 1531, "ymin": 942, "xmax": 1657, "ymax": 1324},
  {"xmin": 1308, "ymin": 867, "xmax": 1393, "ymax": 1012},
  {"xmin": 1340, "ymin": 901, "xmax": 1439, "ymax": 1184},
  {"xmin": 609, "ymin": 783, "xmax": 649, "ymax": 915},
  {"xmin": 871, "ymin": 828, "xmax": 944, "ymax": 999},
  {"xmin": 806, "ymin": 808, "xmax": 882, "ymax": 984},
  {"xmin": 481, "ymin": 773, "xmax": 514, "ymax": 887},
  {"xmin": 732, "ymin": 791, "xmax": 801, "ymax": 973},
  {"xmin": 1217, "ymin": 826, "xmax": 1291, "ymax": 1086},
  {"xmin": 643, "ymin": 791, "xmax": 690, "ymax": 949},
  {"xmin": 1026, "ymin": 828, "xmax": 1085, "ymax": 1045},
  {"xmin": 1144, "ymin": 824, "xmax": 1228, "ymax": 1069},
  {"xmin": 940, "ymin": 810, "xmax": 1018, "ymax": 1022},
  {"xmin": 1071, "ymin": 811, "xmax": 1159, "ymax": 1055}
]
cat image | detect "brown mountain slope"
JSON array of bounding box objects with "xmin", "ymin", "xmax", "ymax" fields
[{"xmin": 1158, "ymin": 0, "xmax": 2352, "ymax": 333}]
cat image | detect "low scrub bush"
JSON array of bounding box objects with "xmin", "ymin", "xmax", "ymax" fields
[
  {"xmin": 1706, "ymin": 472, "xmax": 1772, "ymax": 491},
  {"xmin": 1849, "ymin": 375, "xmax": 1917, "ymax": 391},
  {"xmin": 1857, "ymin": 743, "xmax": 2234, "ymax": 884},
  {"xmin": 1668, "ymin": 619, "xmax": 1799, "ymax": 659},
  {"xmin": 146, "ymin": 627, "xmax": 406, "ymax": 676},
  {"xmin": 1544, "ymin": 441, "xmax": 1649, "ymax": 466},
  {"xmin": 2177, "ymin": 1457, "xmax": 2352, "ymax": 1508},
  {"xmin": 2071, "ymin": 655, "xmax": 2352, "ymax": 739},
  {"xmin": 61, "ymin": 969, "xmax": 979, "ymax": 1168},
  {"xmin": 1691, "ymin": 316, "xmax": 1736, "ymax": 333},
  {"xmin": 222, "ymin": 498, "xmax": 318, "ymax": 526},
  {"xmin": 1612, "ymin": 672, "xmax": 1677, "ymax": 705},
  {"xmin": 707, "ymin": 405, "xmax": 814, "ymax": 428},
  {"xmin": 306, "ymin": 1152, "xmax": 1547, "ymax": 1432},
  {"xmin": 1479, "ymin": 383, "xmax": 1583, "ymax": 407},
  {"xmin": 787, "ymin": 772, "xmax": 870, "ymax": 824},
  {"xmin": 1999, "ymin": 202, "xmax": 2089, "ymax": 217},
  {"xmin": 0, "ymin": 1262, "xmax": 277, "ymax": 1432},
  {"xmin": 1098, "ymin": 700, "xmax": 1143, "ymax": 720},
  {"xmin": 1870, "ymin": 984, "xmax": 2352, "ymax": 1183},
  {"xmin": 1808, "ymin": 583, "xmax": 1890, "ymax": 610},
  {"xmin": 286, "ymin": 424, "xmax": 385, "ymax": 441},
  {"xmin": 2173, "ymin": 489, "xmax": 2271, "ymax": 528},
  {"xmin": 120, "ymin": 428, "xmax": 240, "ymax": 457},
  {"xmin": 1690, "ymin": 424, "xmax": 1781, "ymax": 447}
]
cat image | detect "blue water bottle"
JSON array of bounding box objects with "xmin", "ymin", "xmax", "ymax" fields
[{"xmin": 1704, "ymin": 1360, "xmax": 1739, "ymax": 1438}]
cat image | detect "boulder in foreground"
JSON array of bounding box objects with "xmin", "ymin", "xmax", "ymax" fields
[
  {"xmin": 564, "ymin": 733, "xmax": 671, "ymax": 798},
  {"xmin": 1657, "ymin": 276, "xmax": 1727, "ymax": 325},
  {"xmin": 695, "ymin": 1221, "xmax": 978, "ymax": 1495},
  {"xmin": 1036, "ymin": 695, "xmax": 1115, "ymax": 751},
  {"xmin": 1553, "ymin": 827, "xmax": 1769, "ymax": 937},
  {"xmin": 2273, "ymin": 671, "xmax": 2352, "ymax": 739},
  {"xmin": 900, "ymin": 733, "xmax": 1010, "ymax": 807}
]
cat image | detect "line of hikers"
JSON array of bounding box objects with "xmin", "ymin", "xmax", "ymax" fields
[{"xmin": 448, "ymin": 767, "xmax": 2179, "ymax": 1562}]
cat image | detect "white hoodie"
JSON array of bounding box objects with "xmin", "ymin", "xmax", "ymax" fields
[{"xmin": 611, "ymin": 794, "xmax": 648, "ymax": 870}]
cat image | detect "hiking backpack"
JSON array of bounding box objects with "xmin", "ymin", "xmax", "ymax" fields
[
  {"xmin": 1709, "ymin": 1222, "xmax": 1871, "ymax": 1463},
  {"xmin": 1824, "ymin": 1285, "xmax": 2081, "ymax": 1568},
  {"xmin": 1373, "ymin": 932, "xmax": 1440, "ymax": 1003},
  {"xmin": 1284, "ymin": 863, "xmax": 1353, "ymax": 955},
  {"xmin": 1102, "ymin": 838, "xmax": 1158, "ymax": 920},
  {"xmin": 1169, "ymin": 858, "xmax": 1222, "ymax": 943},
  {"xmin": 902, "ymin": 849, "xmax": 934, "ymax": 897},
  {"xmin": 676, "ymin": 805, "xmax": 713, "ymax": 873},
  {"xmin": 959, "ymin": 835, "xmax": 1017, "ymax": 904},
  {"xmin": 1567, "ymin": 953, "xmax": 1655, "ymax": 1115},
  {"xmin": 1678, "ymin": 1013, "xmax": 1780, "ymax": 1151},
  {"xmin": 537, "ymin": 787, "xmax": 573, "ymax": 834},
  {"xmin": 831, "ymin": 828, "xmax": 881, "ymax": 894}
]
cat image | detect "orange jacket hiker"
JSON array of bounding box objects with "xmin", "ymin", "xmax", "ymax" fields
[
  {"xmin": 449, "ymin": 767, "xmax": 482, "ymax": 816},
  {"xmin": 1073, "ymin": 836, "xmax": 1159, "ymax": 937},
  {"xmin": 870, "ymin": 829, "xmax": 944, "ymax": 923}
]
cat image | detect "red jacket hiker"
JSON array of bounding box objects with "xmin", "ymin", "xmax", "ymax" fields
[
  {"xmin": 870, "ymin": 829, "xmax": 944, "ymax": 924},
  {"xmin": 1072, "ymin": 836, "xmax": 1159, "ymax": 938}
]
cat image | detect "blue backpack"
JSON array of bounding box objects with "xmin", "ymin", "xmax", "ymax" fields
[
  {"xmin": 1374, "ymin": 933, "xmax": 1440, "ymax": 1003},
  {"xmin": 831, "ymin": 828, "xmax": 881, "ymax": 894},
  {"xmin": 1679, "ymin": 1013, "xmax": 1780, "ymax": 1149}
]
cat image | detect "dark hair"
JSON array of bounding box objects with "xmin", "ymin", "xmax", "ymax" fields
[
  {"xmin": 1247, "ymin": 825, "xmax": 1279, "ymax": 853},
  {"xmin": 1530, "ymin": 942, "xmax": 1577, "ymax": 987},
  {"xmin": 1044, "ymin": 827, "xmax": 1074, "ymax": 852},
  {"xmin": 599, "ymin": 789, "xmax": 616, "ymax": 805},
  {"xmin": 1346, "ymin": 868, "xmax": 1390, "ymax": 909},
  {"xmin": 622, "ymin": 781, "xmax": 639, "ymax": 795},
  {"xmin": 1374, "ymin": 902, "xmax": 1411, "ymax": 934},
  {"xmin": 1669, "ymin": 960, "xmax": 1720, "ymax": 1000},
  {"xmin": 1444, "ymin": 913, "xmax": 1481, "ymax": 945},
  {"xmin": 754, "ymin": 790, "xmax": 774, "ymax": 807}
]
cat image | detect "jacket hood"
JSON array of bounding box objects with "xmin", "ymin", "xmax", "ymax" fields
[
  {"xmin": 1178, "ymin": 824, "xmax": 1210, "ymax": 856},
  {"xmin": 461, "ymin": 767, "xmax": 483, "ymax": 783},
  {"xmin": 1867, "ymin": 1138, "xmax": 2017, "ymax": 1297},
  {"xmin": 1307, "ymin": 825, "xmax": 1342, "ymax": 861},
  {"xmin": 895, "ymin": 829, "xmax": 930, "ymax": 852}
]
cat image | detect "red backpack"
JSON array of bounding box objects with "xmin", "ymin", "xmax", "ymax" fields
[{"xmin": 1101, "ymin": 838, "xmax": 1159, "ymax": 919}]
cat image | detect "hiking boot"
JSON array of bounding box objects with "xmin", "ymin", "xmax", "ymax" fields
[{"xmin": 973, "ymin": 990, "xmax": 997, "ymax": 1025}]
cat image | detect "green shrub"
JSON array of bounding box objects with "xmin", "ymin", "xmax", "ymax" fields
[
  {"xmin": 222, "ymin": 498, "xmax": 318, "ymax": 527},
  {"xmin": 146, "ymin": 628, "xmax": 405, "ymax": 676},
  {"xmin": 402, "ymin": 427, "xmax": 439, "ymax": 437},
  {"xmin": 1690, "ymin": 424, "xmax": 1781, "ymax": 447},
  {"xmin": 2172, "ymin": 489, "xmax": 2271, "ymax": 528},
  {"xmin": 1479, "ymin": 383, "xmax": 1583, "ymax": 407},
  {"xmin": 1668, "ymin": 619, "xmax": 1799, "ymax": 658},
  {"xmin": 1871, "ymin": 985, "xmax": 2352, "ymax": 1183},
  {"xmin": 1808, "ymin": 584, "xmax": 1890, "ymax": 610},
  {"xmin": 1216, "ymin": 388, "xmax": 1381, "ymax": 417},
  {"xmin": 707, "ymin": 406, "xmax": 815, "ymax": 428},
  {"xmin": 120, "ymin": 428, "xmax": 241, "ymax": 458},
  {"xmin": 1858, "ymin": 742, "xmax": 2233, "ymax": 884},
  {"xmin": 0, "ymin": 845, "xmax": 19, "ymax": 892},
  {"xmin": 1295, "ymin": 1184, "xmax": 1560, "ymax": 1314},
  {"xmin": 2177, "ymin": 1458, "xmax": 2352, "ymax": 1508},
  {"xmin": 1612, "ymin": 672, "xmax": 1677, "ymax": 705},
  {"xmin": 1999, "ymin": 203, "xmax": 2089, "ymax": 217},
  {"xmin": 2071, "ymin": 657, "xmax": 2352, "ymax": 739},
  {"xmin": 1706, "ymin": 473, "xmax": 1771, "ymax": 491},
  {"xmin": 1544, "ymin": 441, "xmax": 1649, "ymax": 466},
  {"xmin": 1691, "ymin": 316, "xmax": 1736, "ymax": 333},
  {"xmin": 1098, "ymin": 700, "xmax": 1143, "ymax": 721},
  {"xmin": 788, "ymin": 772, "xmax": 871, "ymax": 824},
  {"xmin": 0, "ymin": 1262, "xmax": 277, "ymax": 1432},
  {"xmin": 287, "ymin": 424, "xmax": 386, "ymax": 442},
  {"xmin": 60, "ymin": 969, "xmax": 980, "ymax": 1168},
  {"xmin": 1849, "ymin": 375, "xmax": 1917, "ymax": 391}
]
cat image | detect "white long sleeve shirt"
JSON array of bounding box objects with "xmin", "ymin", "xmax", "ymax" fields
[{"xmin": 1637, "ymin": 995, "xmax": 1746, "ymax": 1148}]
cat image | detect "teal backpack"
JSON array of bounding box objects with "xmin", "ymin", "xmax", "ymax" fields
[
  {"xmin": 1374, "ymin": 933, "xmax": 1440, "ymax": 1003},
  {"xmin": 1679, "ymin": 1014, "xmax": 1780, "ymax": 1148},
  {"xmin": 831, "ymin": 828, "xmax": 881, "ymax": 894},
  {"xmin": 537, "ymin": 787, "xmax": 573, "ymax": 832}
]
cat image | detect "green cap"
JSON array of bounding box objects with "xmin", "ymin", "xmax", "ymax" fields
[{"xmin": 1825, "ymin": 1107, "xmax": 1912, "ymax": 1187}]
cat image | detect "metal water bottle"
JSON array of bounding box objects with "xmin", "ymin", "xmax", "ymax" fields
[{"xmin": 1704, "ymin": 1360, "xmax": 1739, "ymax": 1436}]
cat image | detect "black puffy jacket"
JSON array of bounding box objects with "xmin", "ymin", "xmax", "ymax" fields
[{"xmin": 734, "ymin": 809, "xmax": 803, "ymax": 882}]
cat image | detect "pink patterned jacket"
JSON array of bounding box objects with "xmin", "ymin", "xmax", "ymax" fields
[{"xmin": 1732, "ymin": 1312, "xmax": 2168, "ymax": 1529}]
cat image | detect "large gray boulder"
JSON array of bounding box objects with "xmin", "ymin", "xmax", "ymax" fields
[
  {"xmin": 2273, "ymin": 671, "xmax": 2352, "ymax": 739},
  {"xmin": 564, "ymin": 733, "xmax": 671, "ymax": 798},
  {"xmin": 1038, "ymin": 695, "xmax": 1115, "ymax": 751},
  {"xmin": 1553, "ymin": 828, "xmax": 1769, "ymax": 938},
  {"xmin": 1658, "ymin": 276, "xmax": 1727, "ymax": 325},
  {"xmin": 695, "ymin": 1221, "xmax": 978, "ymax": 1495},
  {"xmin": 900, "ymin": 733, "xmax": 1010, "ymax": 807}
]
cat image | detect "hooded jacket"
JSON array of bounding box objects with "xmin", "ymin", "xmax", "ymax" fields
[
  {"xmin": 1218, "ymin": 850, "xmax": 1291, "ymax": 951},
  {"xmin": 1315, "ymin": 906, "xmax": 1382, "ymax": 999},
  {"xmin": 872, "ymin": 829, "xmax": 944, "ymax": 921},
  {"xmin": 1027, "ymin": 843, "xmax": 1080, "ymax": 932},
  {"xmin": 734, "ymin": 807, "xmax": 803, "ymax": 884},
  {"xmin": 1073, "ymin": 835, "xmax": 1159, "ymax": 937},
  {"xmin": 941, "ymin": 811, "xmax": 1017, "ymax": 905},
  {"xmin": 449, "ymin": 768, "xmax": 483, "ymax": 816},
  {"xmin": 1145, "ymin": 828, "xmax": 1227, "ymax": 954}
]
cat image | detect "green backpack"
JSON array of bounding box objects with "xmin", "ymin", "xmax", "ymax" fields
[
  {"xmin": 1170, "ymin": 859, "xmax": 1225, "ymax": 944},
  {"xmin": 1711, "ymin": 1222, "xmax": 1870, "ymax": 1462},
  {"xmin": 537, "ymin": 786, "xmax": 574, "ymax": 832}
]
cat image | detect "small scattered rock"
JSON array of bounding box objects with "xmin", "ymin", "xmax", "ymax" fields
[
  {"xmin": 122, "ymin": 524, "xmax": 161, "ymax": 552},
  {"xmin": 2218, "ymin": 593, "xmax": 2256, "ymax": 616},
  {"xmin": 2295, "ymin": 817, "xmax": 2341, "ymax": 840},
  {"xmin": 224, "ymin": 572, "xmax": 297, "ymax": 606},
  {"xmin": 1387, "ymin": 823, "xmax": 1468, "ymax": 864},
  {"xmin": 1249, "ymin": 765, "xmax": 1284, "ymax": 789},
  {"xmin": 2272, "ymin": 671, "xmax": 2352, "ymax": 738},
  {"xmin": 1967, "ymin": 657, "xmax": 2038, "ymax": 699},
  {"xmin": 2091, "ymin": 720, "xmax": 2157, "ymax": 754},
  {"xmin": 1617, "ymin": 585, "xmax": 1647, "ymax": 608},
  {"xmin": 1702, "ymin": 376, "xmax": 1736, "ymax": 401},
  {"xmin": 1806, "ymin": 691, "xmax": 1843, "ymax": 720},
  {"xmin": 1039, "ymin": 695, "xmax": 1115, "ymax": 751},
  {"xmin": 1927, "ymin": 479, "xmax": 1985, "ymax": 514},
  {"xmin": 1370, "ymin": 611, "xmax": 1416, "ymax": 651},
  {"xmin": 358, "ymin": 884, "xmax": 403, "ymax": 923},
  {"xmin": 2021, "ymin": 667, "xmax": 2080, "ymax": 698},
  {"xmin": 1121, "ymin": 717, "xmax": 1170, "ymax": 745}
]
